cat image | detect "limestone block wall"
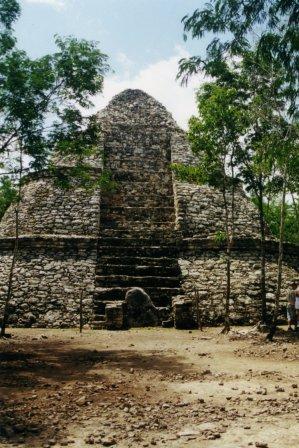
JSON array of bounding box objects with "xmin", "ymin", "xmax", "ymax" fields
[
  {"xmin": 171, "ymin": 130, "xmax": 197, "ymax": 166},
  {"xmin": 0, "ymin": 237, "xmax": 97, "ymax": 327},
  {"xmin": 175, "ymin": 182, "xmax": 262, "ymax": 238},
  {"xmin": 0, "ymin": 173, "xmax": 101, "ymax": 237},
  {"xmin": 178, "ymin": 240, "xmax": 298, "ymax": 324}
]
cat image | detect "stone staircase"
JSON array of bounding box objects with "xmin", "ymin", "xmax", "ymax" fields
[
  {"xmin": 92, "ymin": 132, "xmax": 182, "ymax": 328},
  {"xmin": 92, "ymin": 230, "xmax": 182, "ymax": 328}
]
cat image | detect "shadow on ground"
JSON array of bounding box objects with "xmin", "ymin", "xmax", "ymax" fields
[{"xmin": 0, "ymin": 336, "xmax": 194, "ymax": 446}]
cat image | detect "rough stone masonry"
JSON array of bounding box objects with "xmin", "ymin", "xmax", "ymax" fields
[{"xmin": 0, "ymin": 89, "xmax": 298, "ymax": 328}]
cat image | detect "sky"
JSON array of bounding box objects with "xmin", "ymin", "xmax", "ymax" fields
[{"xmin": 17, "ymin": 0, "xmax": 211, "ymax": 129}]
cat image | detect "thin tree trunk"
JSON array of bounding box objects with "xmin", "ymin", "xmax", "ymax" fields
[
  {"xmin": 0, "ymin": 149, "xmax": 23, "ymax": 337},
  {"xmin": 267, "ymin": 180, "xmax": 287, "ymax": 341},
  {"xmin": 221, "ymin": 186, "xmax": 231, "ymax": 334},
  {"xmin": 257, "ymin": 188, "xmax": 267, "ymax": 325},
  {"xmin": 291, "ymin": 192, "xmax": 298, "ymax": 221},
  {"xmin": 79, "ymin": 289, "xmax": 84, "ymax": 334},
  {"xmin": 194, "ymin": 288, "xmax": 203, "ymax": 331}
]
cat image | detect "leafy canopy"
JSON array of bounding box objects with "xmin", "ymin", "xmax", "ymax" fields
[
  {"xmin": 0, "ymin": 176, "xmax": 17, "ymax": 219},
  {"xmin": 178, "ymin": 0, "xmax": 298, "ymax": 114},
  {"xmin": 0, "ymin": 0, "xmax": 109, "ymax": 172}
]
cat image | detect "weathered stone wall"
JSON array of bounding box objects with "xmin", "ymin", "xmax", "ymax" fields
[
  {"xmin": 178, "ymin": 239, "xmax": 298, "ymax": 324},
  {"xmin": 175, "ymin": 182, "xmax": 263, "ymax": 238},
  {"xmin": 0, "ymin": 237, "xmax": 97, "ymax": 327},
  {"xmin": 0, "ymin": 173, "xmax": 101, "ymax": 238},
  {"xmin": 98, "ymin": 89, "xmax": 177, "ymax": 232},
  {"xmin": 171, "ymin": 130, "xmax": 196, "ymax": 166},
  {"xmin": 170, "ymin": 127, "xmax": 263, "ymax": 239}
]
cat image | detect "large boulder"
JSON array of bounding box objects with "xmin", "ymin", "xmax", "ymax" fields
[{"xmin": 124, "ymin": 288, "xmax": 158, "ymax": 327}]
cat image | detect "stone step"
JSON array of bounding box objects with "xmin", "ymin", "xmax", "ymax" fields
[
  {"xmin": 97, "ymin": 245, "xmax": 180, "ymax": 257},
  {"xmin": 93, "ymin": 314, "xmax": 106, "ymax": 322},
  {"xmin": 91, "ymin": 320, "xmax": 107, "ymax": 330},
  {"xmin": 106, "ymin": 161, "xmax": 171, "ymax": 173},
  {"xmin": 98, "ymin": 255, "xmax": 179, "ymax": 267},
  {"xmin": 100, "ymin": 221, "xmax": 176, "ymax": 230},
  {"xmin": 112, "ymin": 171, "xmax": 172, "ymax": 182},
  {"xmin": 94, "ymin": 286, "xmax": 181, "ymax": 307},
  {"xmin": 100, "ymin": 229, "xmax": 181, "ymax": 239},
  {"xmin": 95, "ymin": 275, "xmax": 181, "ymax": 288},
  {"xmin": 97, "ymin": 237, "xmax": 181, "ymax": 248},
  {"xmin": 110, "ymin": 181, "xmax": 174, "ymax": 196},
  {"xmin": 96, "ymin": 264, "xmax": 181, "ymax": 277},
  {"xmin": 105, "ymin": 132, "xmax": 170, "ymax": 146},
  {"xmin": 101, "ymin": 194, "xmax": 174, "ymax": 208},
  {"xmin": 105, "ymin": 144, "xmax": 169, "ymax": 158},
  {"xmin": 100, "ymin": 206, "xmax": 175, "ymax": 222}
]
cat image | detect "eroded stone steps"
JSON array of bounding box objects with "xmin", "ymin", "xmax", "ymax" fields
[
  {"xmin": 106, "ymin": 160, "xmax": 171, "ymax": 172},
  {"xmin": 98, "ymin": 255, "xmax": 179, "ymax": 267},
  {"xmin": 101, "ymin": 195, "xmax": 174, "ymax": 208},
  {"xmin": 101, "ymin": 221, "xmax": 176, "ymax": 230},
  {"xmin": 110, "ymin": 181, "xmax": 174, "ymax": 196},
  {"xmin": 96, "ymin": 264, "xmax": 180, "ymax": 276},
  {"xmin": 112, "ymin": 172, "xmax": 172, "ymax": 182},
  {"xmin": 95, "ymin": 274, "xmax": 180, "ymax": 288},
  {"xmin": 105, "ymin": 150, "xmax": 170, "ymax": 159},
  {"xmin": 101, "ymin": 206, "xmax": 175, "ymax": 220},
  {"xmin": 98, "ymin": 237, "xmax": 180, "ymax": 247},
  {"xmin": 93, "ymin": 286, "xmax": 181, "ymax": 307},
  {"xmin": 100, "ymin": 228, "xmax": 182, "ymax": 238},
  {"xmin": 97, "ymin": 245, "xmax": 179, "ymax": 257}
]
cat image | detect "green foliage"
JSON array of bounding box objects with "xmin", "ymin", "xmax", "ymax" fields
[
  {"xmin": 49, "ymin": 166, "xmax": 118, "ymax": 193},
  {"xmin": 214, "ymin": 231, "xmax": 227, "ymax": 246},
  {"xmin": 0, "ymin": 0, "xmax": 19, "ymax": 29},
  {"xmin": 186, "ymin": 80, "xmax": 247, "ymax": 190},
  {"xmin": 98, "ymin": 170, "xmax": 118, "ymax": 193},
  {"xmin": 0, "ymin": 0, "xmax": 20, "ymax": 53},
  {"xmin": 179, "ymin": 0, "xmax": 298, "ymax": 111},
  {"xmin": 0, "ymin": 177, "xmax": 17, "ymax": 219},
  {"xmin": 171, "ymin": 163, "xmax": 205, "ymax": 184},
  {"xmin": 0, "ymin": 0, "xmax": 109, "ymax": 172},
  {"xmin": 253, "ymin": 198, "xmax": 299, "ymax": 245}
]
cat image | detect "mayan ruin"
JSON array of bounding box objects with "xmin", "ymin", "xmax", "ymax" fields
[
  {"xmin": 1, "ymin": 2, "xmax": 298, "ymax": 446},
  {"xmin": 0, "ymin": 89, "xmax": 297, "ymax": 330}
]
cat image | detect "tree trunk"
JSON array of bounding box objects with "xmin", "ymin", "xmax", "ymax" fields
[
  {"xmin": 0, "ymin": 207, "xmax": 20, "ymax": 337},
  {"xmin": 291, "ymin": 193, "xmax": 298, "ymax": 222},
  {"xmin": 267, "ymin": 181, "xmax": 287, "ymax": 341},
  {"xmin": 0, "ymin": 149, "xmax": 23, "ymax": 337},
  {"xmin": 79, "ymin": 289, "xmax": 84, "ymax": 334},
  {"xmin": 257, "ymin": 189, "xmax": 267, "ymax": 325},
  {"xmin": 221, "ymin": 187, "xmax": 231, "ymax": 334}
]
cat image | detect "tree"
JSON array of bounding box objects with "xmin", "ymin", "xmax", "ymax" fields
[
  {"xmin": 263, "ymin": 200, "xmax": 299, "ymax": 245},
  {"xmin": 265, "ymin": 121, "xmax": 299, "ymax": 340},
  {"xmin": 173, "ymin": 82, "xmax": 247, "ymax": 332},
  {"xmin": 178, "ymin": 1, "xmax": 298, "ymax": 330},
  {"xmin": 238, "ymin": 53, "xmax": 299, "ymax": 326},
  {"xmin": 178, "ymin": 46, "xmax": 298, "ymax": 326},
  {"xmin": 0, "ymin": 177, "xmax": 17, "ymax": 219},
  {"xmin": 0, "ymin": 0, "xmax": 109, "ymax": 336},
  {"xmin": 178, "ymin": 0, "xmax": 298, "ymax": 114}
]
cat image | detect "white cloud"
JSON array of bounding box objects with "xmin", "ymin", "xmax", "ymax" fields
[
  {"xmin": 25, "ymin": 0, "xmax": 67, "ymax": 10},
  {"xmin": 91, "ymin": 46, "xmax": 207, "ymax": 130}
]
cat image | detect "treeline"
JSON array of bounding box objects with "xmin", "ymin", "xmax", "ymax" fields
[{"xmin": 175, "ymin": 0, "xmax": 298, "ymax": 338}]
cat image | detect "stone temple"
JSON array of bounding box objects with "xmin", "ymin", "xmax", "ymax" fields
[{"xmin": 0, "ymin": 89, "xmax": 297, "ymax": 328}]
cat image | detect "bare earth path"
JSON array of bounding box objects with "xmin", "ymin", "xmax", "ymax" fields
[{"xmin": 0, "ymin": 327, "xmax": 298, "ymax": 448}]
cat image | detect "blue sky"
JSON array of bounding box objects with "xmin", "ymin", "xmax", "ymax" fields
[{"xmin": 17, "ymin": 0, "xmax": 210, "ymax": 128}]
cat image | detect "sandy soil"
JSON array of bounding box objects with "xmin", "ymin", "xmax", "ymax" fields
[{"xmin": 0, "ymin": 327, "xmax": 298, "ymax": 448}]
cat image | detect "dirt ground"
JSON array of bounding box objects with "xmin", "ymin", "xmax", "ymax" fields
[{"xmin": 0, "ymin": 327, "xmax": 298, "ymax": 448}]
